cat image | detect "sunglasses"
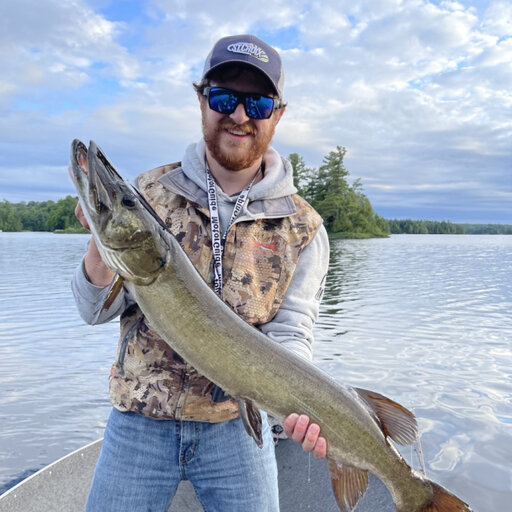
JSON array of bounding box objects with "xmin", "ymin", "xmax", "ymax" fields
[{"xmin": 203, "ymin": 87, "xmax": 279, "ymax": 120}]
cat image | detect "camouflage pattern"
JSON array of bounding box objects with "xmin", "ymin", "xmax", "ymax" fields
[
  {"xmin": 110, "ymin": 304, "xmax": 240, "ymax": 421},
  {"xmin": 108, "ymin": 164, "xmax": 322, "ymax": 421}
]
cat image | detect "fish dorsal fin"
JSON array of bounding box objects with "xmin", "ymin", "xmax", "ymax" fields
[
  {"xmin": 355, "ymin": 388, "xmax": 418, "ymax": 445},
  {"xmin": 328, "ymin": 459, "xmax": 369, "ymax": 512},
  {"xmin": 102, "ymin": 274, "xmax": 125, "ymax": 311},
  {"xmin": 236, "ymin": 398, "xmax": 263, "ymax": 448}
]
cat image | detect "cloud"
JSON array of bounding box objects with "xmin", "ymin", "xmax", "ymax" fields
[
  {"xmin": 0, "ymin": 0, "xmax": 139, "ymax": 99},
  {"xmin": 481, "ymin": 0, "xmax": 512, "ymax": 36},
  {"xmin": 0, "ymin": 0, "xmax": 510, "ymax": 223}
]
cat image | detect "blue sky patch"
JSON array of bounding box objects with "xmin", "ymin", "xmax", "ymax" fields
[{"xmin": 250, "ymin": 25, "xmax": 303, "ymax": 51}]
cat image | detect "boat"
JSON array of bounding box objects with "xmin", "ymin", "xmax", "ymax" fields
[{"xmin": 0, "ymin": 436, "xmax": 393, "ymax": 511}]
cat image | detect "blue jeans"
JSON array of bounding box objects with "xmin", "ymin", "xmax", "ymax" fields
[{"xmin": 86, "ymin": 408, "xmax": 279, "ymax": 512}]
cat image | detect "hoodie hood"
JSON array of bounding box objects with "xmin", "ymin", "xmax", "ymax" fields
[
  {"xmin": 181, "ymin": 139, "xmax": 298, "ymax": 201},
  {"xmin": 156, "ymin": 139, "xmax": 299, "ymax": 222}
]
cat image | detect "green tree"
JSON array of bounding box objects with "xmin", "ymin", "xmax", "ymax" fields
[
  {"xmin": 0, "ymin": 200, "xmax": 22, "ymax": 231},
  {"xmin": 288, "ymin": 153, "xmax": 316, "ymax": 203},
  {"xmin": 19, "ymin": 200, "xmax": 55, "ymax": 231},
  {"xmin": 45, "ymin": 196, "xmax": 82, "ymax": 231},
  {"xmin": 312, "ymin": 146, "xmax": 350, "ymax": 232}
]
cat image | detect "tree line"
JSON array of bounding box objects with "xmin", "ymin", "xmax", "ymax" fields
[
  {"xmin": 388, "ymin": 219, "xmax": 465, "ymax": 234},
  {"xmin": 461, "ymin": 224, "xmax": 512, "ymax": 235},
  {"xmin": 387, "ymin": 220, "xmax": 512, "ymax": 234},
  {"xmin": 0, "ymin": 196, "xmax": 86, "ymax": 233}
]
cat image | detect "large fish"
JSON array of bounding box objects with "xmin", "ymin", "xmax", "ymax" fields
[{"xmin": 69, "ymin": 139, "xmax": 472, "ymax": 512}]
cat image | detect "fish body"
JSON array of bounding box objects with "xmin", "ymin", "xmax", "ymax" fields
[{"xmin": 69, "ymin": 140, "xmax": 472, "ymax": 512}]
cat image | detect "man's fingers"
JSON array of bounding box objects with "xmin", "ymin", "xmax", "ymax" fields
[
  {"xmin": 290, "ymin": 414, "xmax": 310, "ymax": 443},
  {"xmin": 301, "ymin": 423, "xmax": 320, "ymax": 452},
  {"xmin": 282, "ymin": 413, "xmax": 299, "ymax": 437},
  {"xmin": 283, "ymin": 413, "xmax": 327, "ymax": 459},
  {"xmin": 313, "ymin": 436, "xmax": 327, "ymax": 459},
  {"xmin": 75, "ymin": 201, "xmax": 90, "ymax": 230}
]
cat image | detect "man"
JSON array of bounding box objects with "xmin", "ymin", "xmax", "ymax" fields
[{"xmin": 73, "ymin": 34, "xmax": 330, "ymax": 512}]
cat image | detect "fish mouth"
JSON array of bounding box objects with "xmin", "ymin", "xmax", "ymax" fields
[
  {"xmin": 100, "ymin": 241, "xmax": 165, "ymax": 285},
  {"xmin": 71, "ymin": 139, "xmax": 129, "ymax": 214},
  {"xmin": 74, "ymin": 140, "xmax": 88, "ymax": 173},
  {"xmin": 71, "ymin": 140, "xmax": 170, "ymax": 236},
  {"xmin": 69, "ymin": 140, "xmax": 89, "ymax": 190},
  {"xmin": 103, "ymin": 242, "xmax": 143, "ymax": 251}
]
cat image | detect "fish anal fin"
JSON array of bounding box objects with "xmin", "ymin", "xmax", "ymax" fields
[
  {"xmin": 355, "ymin": 387, "xmax": 418, "ymax": 445},
  {"xmin": 102, "ymin": 275, "xmax": 124, "ymax": 311},
  {"xmin": 236, "ymin": 398, "xmax": 263, "ymax": 448},
  {"xmin": 410, "ymin": 481, "xmax": 473, "ymax": 512},
  {"xmin": 328, "ymin": 459, "xmax": 369, "ymax": 512}
]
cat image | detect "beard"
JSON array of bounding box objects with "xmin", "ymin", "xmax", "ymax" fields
[{"xmin": 201, "ymin": 105, "xmax": 278, "ymax": 171}]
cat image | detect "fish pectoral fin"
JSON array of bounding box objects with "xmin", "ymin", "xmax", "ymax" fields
[
  {"xmin": 236, "ymin": 398, "xmax": 263, "ymax": 448},
  {"xmin": 328, "ymin": 459, "xmax": 369, "ymax": 512},
  {"xmin": 102, "ymin": 275, "xmax": 124, "ymax": 311},
  {"xmin": 355, "ymin": 387, "xmax": 418, "ymax": 445}
]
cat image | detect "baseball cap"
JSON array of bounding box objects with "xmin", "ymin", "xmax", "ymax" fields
[{"xmin": 201, "ymin": 34, "xmax": 284, "ymax": 99}]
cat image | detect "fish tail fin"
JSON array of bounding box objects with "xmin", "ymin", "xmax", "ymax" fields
[{"xmin": 411, "ymin": 481, "xmax": 473, "ymax": 512}]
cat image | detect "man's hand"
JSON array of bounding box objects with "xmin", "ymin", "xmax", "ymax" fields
[
  {"xmin": 75, "ymin": 200, "xmax": 90, "ymax": 231},
  {"xmin": 283, "ymin": 414, "xmax": 327, "ymax": 459},
  {"xmin": 70, "ymin": 161, "xmax": 115, "ymax": 287}
]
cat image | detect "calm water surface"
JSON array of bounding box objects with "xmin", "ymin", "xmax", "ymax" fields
[{"xmin": 0, "ymin": 232, "xmax": 511, "ymax": 511}]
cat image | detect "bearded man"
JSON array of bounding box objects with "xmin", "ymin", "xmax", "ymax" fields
[{"xmin": 73, "ymin": 34, "xmax": 330, "ymax": 512}]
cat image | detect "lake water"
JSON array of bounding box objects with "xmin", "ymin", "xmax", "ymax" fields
[{"xmin": 0, "ymin": 232, "xmax": 511, "ymax": 511}]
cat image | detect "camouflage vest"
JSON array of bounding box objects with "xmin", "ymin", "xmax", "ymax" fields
[{"xmin": 109, "ymin": 164, "xmax": 323, "ymax": 421}]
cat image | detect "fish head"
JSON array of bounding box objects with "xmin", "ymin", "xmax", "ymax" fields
[{"xmin": 69, "ymin": 139, "xmax": 167, "ymax": 285}]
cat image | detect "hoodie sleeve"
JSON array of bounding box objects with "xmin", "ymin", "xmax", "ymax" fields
[
  {"xmin": 71, "ymin": 258, "xmax": 131, "ymax": 325},
  {"xmin": 71, "ymin": 179, "xmax": 141, "ymax": 325},
  {"xmin": 258, "ymin": 225, "xmax": 329, "ymax": 361}
]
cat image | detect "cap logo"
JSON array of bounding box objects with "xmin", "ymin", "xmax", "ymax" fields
[{"xmin": 227, "ymin": 42, "xmax": 269, "ymax": 63}]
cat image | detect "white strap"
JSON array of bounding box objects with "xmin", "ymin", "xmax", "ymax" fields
[{"xmin": 205, "ymin": 161, "xmax": 260, "ymax": 296}]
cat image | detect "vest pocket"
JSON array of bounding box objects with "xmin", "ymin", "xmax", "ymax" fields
[{"xmin": 223, "ymin": 228, "xmax": 288, "ymax": 324}]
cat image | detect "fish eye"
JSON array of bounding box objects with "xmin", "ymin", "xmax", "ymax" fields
[{"xmin": 121, "ymin": 195, "xmax": 137, "ymax": 209}]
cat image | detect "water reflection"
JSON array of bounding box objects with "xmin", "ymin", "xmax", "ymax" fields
[
  {"xmin": 0, "ymin": 232, "xmax": 118, "ymax": 493},
  {"xmin": 0, "ymin": 233, "xmax": 511, "ymax": 511},
  {"xmin": 314, "ymin": 235, "xmax": 512, "ymax": 511}
]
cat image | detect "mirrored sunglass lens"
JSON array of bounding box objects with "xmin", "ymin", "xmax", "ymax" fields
[
  {"xmin": 245, "ymin": 96, "xmax": 274, "ymax": 119},
  {"xmin": 209, "ymin": 90, "xmax": 238, "ymax": 114}
]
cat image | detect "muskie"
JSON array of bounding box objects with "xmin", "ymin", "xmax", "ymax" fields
[{"xmin": 69, "ymin": 139, "xmax": 472, "ymax": 512}]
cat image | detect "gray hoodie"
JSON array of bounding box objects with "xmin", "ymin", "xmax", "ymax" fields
[{"xmin": 72, "ymin": 140, "xmax": 329, "ymax": 360}]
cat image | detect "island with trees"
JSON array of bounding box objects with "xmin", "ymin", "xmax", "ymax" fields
[{"xmin": 289, "ymin": 146, "xmax": 389, "ymax": 238}]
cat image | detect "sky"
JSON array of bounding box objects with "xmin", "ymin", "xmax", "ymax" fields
[{"xmin": 0, "ymin": 0, "xmax": 510, "ymax": 223}]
